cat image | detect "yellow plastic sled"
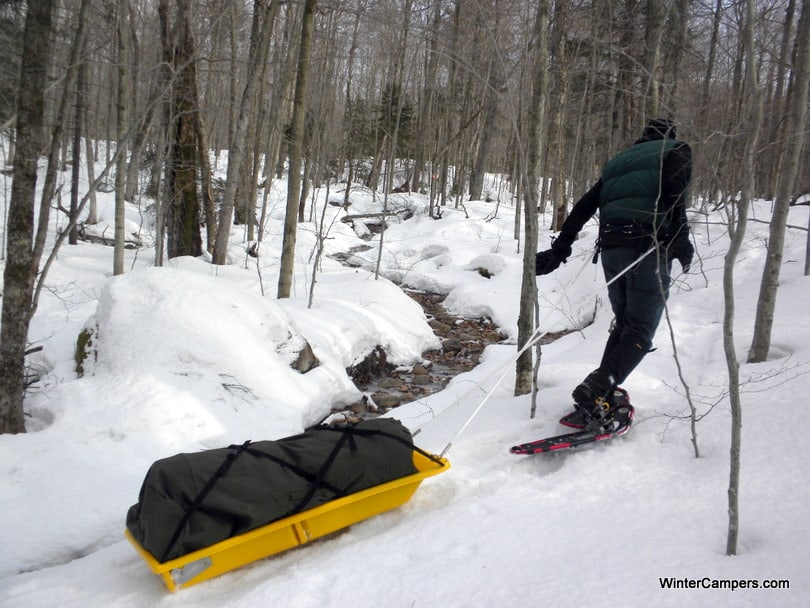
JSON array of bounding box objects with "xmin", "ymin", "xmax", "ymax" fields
[{"xmin": 125, "ymin": 449, "xmax": 449, "ymax": 591}]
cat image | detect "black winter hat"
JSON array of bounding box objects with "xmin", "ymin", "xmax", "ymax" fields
[{"xmin": 642, "ymin": 118, "xmax": 676, "ymax": 139}]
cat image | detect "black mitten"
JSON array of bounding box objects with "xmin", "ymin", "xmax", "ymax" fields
[
  {"xmin": 535, "ymin": 249, "xmax": 564, "ymax": 275},
  {"xmin": 669, "ymin": 234, "xmax": 694, "ymax": 272},
  {"xmin": 535, "ymin": 233, "xmax": 574, "ymax": 276}
]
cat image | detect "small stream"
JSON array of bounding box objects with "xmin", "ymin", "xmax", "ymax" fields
[
  {"xmin": 324, "ymin": 289, "xmax": 503, "ymax": 424},
  {"xmin": 327, "ymin": 288, "xmax": 569, "ymax": 424}
]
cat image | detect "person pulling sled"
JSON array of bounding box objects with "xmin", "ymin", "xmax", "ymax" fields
[{"xmin": 535, "ymin": 118, "xmax": 693, "ymax": 432}]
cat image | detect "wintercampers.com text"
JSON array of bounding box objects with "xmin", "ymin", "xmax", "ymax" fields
[{"xmin": 659, "ymin": 576, "xmax": 790, "ymax": 591}]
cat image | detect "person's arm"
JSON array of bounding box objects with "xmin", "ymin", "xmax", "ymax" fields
[
  {"xmin": 661, "ymin": 142, "xmax": 691, "ymax": 233},
  {"xmin": 559, "ymin": 179, "xmax": 602, "ymax": 239},
  {"xmin": 661, "ymin": 142, "xmax": 694, "ymax": 271},
  {"xmin": 535, "ymin": 180, "xmax": 601, "ymax": 275}
]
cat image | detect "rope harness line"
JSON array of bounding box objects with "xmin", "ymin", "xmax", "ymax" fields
[{"xmin": 436, "ymin": 245, "xmax": 657, "ymax": 458}]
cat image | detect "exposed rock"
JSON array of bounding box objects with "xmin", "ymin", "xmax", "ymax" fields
[
  {"xmin": 291, "ymin": 341, "xmax": 320, "ymax": 373},
  {"xmin": 371, "ymin": 391, "xmax": 402, "ymax": 409},
  {"xmin": 377, "ymin": 377, "xmax": 403, "ymax": 389},
  {"xmin": 348, "ymin": 345, "xmax": 392, "ymax": 387},
  {"xmin": 441, "ymin": 338, "xmax": 464, "ymax": 354},
  {"xmin": 412, "ymin": 363, "xmax": 430, "ymax": 376}
]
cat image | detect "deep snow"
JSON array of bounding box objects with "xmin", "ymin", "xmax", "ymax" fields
[{"xmin": 1, "ymin": 162, "xmax": 808, "ymax": 607}]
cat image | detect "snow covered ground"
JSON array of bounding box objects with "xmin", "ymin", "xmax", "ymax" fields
[{"xmin": 1, "ymin": 164, "xmax": 808, "ymax": 607}]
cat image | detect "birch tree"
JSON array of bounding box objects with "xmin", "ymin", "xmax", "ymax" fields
[{"xmin": 725, "ymin": 0, "xmax": 764, "ymax": 557}]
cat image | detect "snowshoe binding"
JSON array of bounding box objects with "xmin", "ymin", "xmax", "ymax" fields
[{"xmin": 560, "ymin": 387, "xmax": 631, "ymax": 430}]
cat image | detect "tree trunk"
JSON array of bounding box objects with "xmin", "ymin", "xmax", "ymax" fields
[
  {"xmin": 0, "ymin": 0, "xmax": 54, "ymax": 434},
  {"xmin": 411, "ymin": 0, "xmax": 441, "ymax": 194},
  {"xmin": 726, "ymin": 0, "xmax": 764, "ymax": 557},
  {"xmin": 643, "ymin": 0, "xmax": 665, "ymax": 118},
  {"xmin": 469, "ymin": 7, "xmax": 504, "ymax": 204},
  {"xmin": 165, "ymin": 0, "xmax": 204, "ymax": 259},
  {"xmin": 515, "ymin": 0, "xmax": 548, "ymax": 396},
  {"xmin": 33, "ymin": 0, "xmax": 91, "ymax": 278},
  {"xmin": 764, "ymin": 0, "xmax": 796, "ymax": 200},
  {"xmin": 469, "ymin": 94, "xmax": 498, "ymax": 201},
  {"xmin": 806, "ymin": 205, "xmax": 810, "ymax": 276},
  {"xmin": 663, "ymin": 0, "xmax": 690, "ymax": 109},
  {"xmin": 341, "ymin": 2, "xmax": 363, "ymax": 206},
  {"xmin": 114, "ymin": 0, "xmax": 130, "ymax": 275},
  {"xmin": 123, "ymin": 10, "xmax": 143, "ymax": 204},
  {"xmin": 196, "ymin": 108, "xmax": 217, "ymax": 253},
  {"xmin": 277, "ymin": 0, "xmax": 316, "ymax": 298},
  {"xmin": 212, "ymin": 0, "xmax": 278, "ymax": 265},
  {"xmin": 83, "ymin": 124, "xmax": 97, "ymax": 224},
  {"xmin": 70, "ymin": 37, "xmax": 88, "ymax": 246},
  {"xmin": 154, "ymin": 0, "xmax": 174, "ymax": 266},
  {"xmin": 548, "ymin": 0, "xmax": 569, "ymax": 231},
  {"xmin": 747, "ymin": 0, "xmax": 810, "ymax": 363}
]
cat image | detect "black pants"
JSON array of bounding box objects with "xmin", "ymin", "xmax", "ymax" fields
[{"xmin": 598, "ymin": 246, "xmax": 671, "ymax": 384}]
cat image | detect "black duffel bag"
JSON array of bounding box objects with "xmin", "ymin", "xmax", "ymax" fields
[{"xmin": 126, "ymin": 418, "xmax": 418, "ymax": 562}]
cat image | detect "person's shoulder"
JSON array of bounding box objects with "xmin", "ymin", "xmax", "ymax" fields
[
  {"xmin": 672, "ymin": 139, "xmax": 691, "ymax": 151},
  {"xmin": 670, "ymin": 140, "xmax": 692, "ymax": 157}
]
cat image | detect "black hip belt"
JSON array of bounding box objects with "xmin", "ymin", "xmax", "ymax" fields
[{"xmin": 598, "ymin": 222, "xmax": 656, "ymax": 250}]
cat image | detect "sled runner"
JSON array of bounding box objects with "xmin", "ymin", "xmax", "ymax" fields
[{"xmin": 124, "ymin": 420, "xmax": 448, "ymax": 592}]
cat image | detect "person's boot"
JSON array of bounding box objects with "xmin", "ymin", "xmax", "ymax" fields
[
  {"xmin": 560, "ymin": 387, "xmax": 630, "ymax": 429},
  {"xmin": 572, "ymin": 368, "xmax": 615, "ymax": 410},
  {"xmin": 572, "ymin": 368, "xmax": 616, "ymax": 430}
]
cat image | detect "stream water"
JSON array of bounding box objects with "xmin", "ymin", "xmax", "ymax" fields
[{"xmin": 328, "ymin": 288, "xmax": 569, "ymax": 424}]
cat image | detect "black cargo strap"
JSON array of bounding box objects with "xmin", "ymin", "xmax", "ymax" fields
[
  {"xmin": 240, "ymin": 444, "xmax": 346, "ymax": 497},
  {"xmin": 309, "ymin": 424, "xmax": 445, "ymax": 466},
  {"xmin": 255, "ymin": 425, "xmax": 443, "ymax": 518},
  {"xmin": 159, "ymin": 440, "xmax": 252, "ymax": 563},
  {"xmin": 283, "ymin": 431, "xmax": 352, "ymax": 518}
]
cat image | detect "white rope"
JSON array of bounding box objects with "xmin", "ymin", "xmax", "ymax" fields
[{"xmin": 437, "ymin": 245, "xmax": 656, "ymax": 458}]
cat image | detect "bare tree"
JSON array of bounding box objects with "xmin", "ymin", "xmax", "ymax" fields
[
  {"xmin": 69, "ymin": 19, "xmax": 89, "ymax": 246},
  {"xmin": 642, "ymin": 0, "xmax": 666, "ymax": 118},
  {"xmin": 161, "ymin": 0, "xmax": 204, "ymax": 259},
  {"xmin": 762, "ymin": 0, "xmax": 796, "ymax": 199},
  {"xmin": 114, "ymin": 0, "xmax": 131, "ymax": 275},
  {"xmin": 0, "ymin": 0, "xmax": 55, "ymax": 434},
  {"xmin": 748, "ymin": 0, "xmax": 810, "ymax": 363},
  {"xmin": 725, "ymin": 0, "xmax": 764, "ymax": 557},
  {"xmin": 212, "ymin": 0, "xmax": 279, "ymax": 265},
  {"xmin": 36, "ymin": 0, "xmax": 91, "ymax": 265},
  {"xmin": 514, "ymin": 0, "xmax": 549, "ymax": 396},
  {"xmin": 277, "ymin": 0, "xmax": 317, "ymax": 298}
]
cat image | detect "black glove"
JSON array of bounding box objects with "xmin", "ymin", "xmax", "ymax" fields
[
  {"xmin": 535, "ymin": 249, "xmax": 564, "ymax": 275},
  {"xmin": 535, "ymin": 234, "xmax": 573, "ymax": 276},
  {"xmin": 668, "ymin": 234, "xmax": 694, "ymax": 272}
]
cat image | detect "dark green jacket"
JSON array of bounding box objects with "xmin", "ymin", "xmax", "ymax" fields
[
  {"xmin": 599, "ymin": 138, "xmax": 681, "ymax": 228},
  {"xmin": 554, "ymin": 133, "xmax": 692, "ymax": 249}
]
